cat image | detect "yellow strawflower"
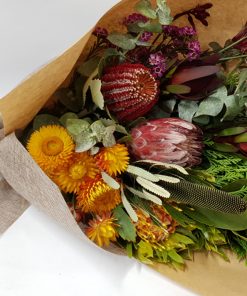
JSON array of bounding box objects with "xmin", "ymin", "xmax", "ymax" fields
[
  {"xmin": 86, "ymin": 212, "xmax": 118, "ymax": 247},
  {"xmin": 27, "ymin": 125, "xmax": 74, "ymax": 175}
]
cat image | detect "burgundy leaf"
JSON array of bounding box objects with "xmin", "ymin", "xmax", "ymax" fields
[{"xmin": 171, "ymin": 65, "xmax": 220, "ymax": 85}]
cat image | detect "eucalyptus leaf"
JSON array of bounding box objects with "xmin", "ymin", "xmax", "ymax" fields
[
  {"xmin": 107, "ymin": 33, "xmax": 137, "ymax": 50},
  {"xmin": 59, "ymin": 112, "xmax": 78, "ymax": 127},
  {"xmin": 135, "ymin": 0, "xmax": 157, "ymax": 19},
  {"xmin": 193, "ymin": 115, "xmax": 210, "ymax": 125},
  {"xmin": 33, "ymin": 114, "xmax": 61, "ymax": 130},
  {"xmin": 194, "ymin": 86, "xmax": 228, "ymax": 118},
  {"xmin": 195, "ymin": 96, "xmax": 224, "ymax": 117},
  {"xmin": 66, "ymin": 119, "xmax": 90, "ymax": 136},
  {"xmin": 77, "ymin": 56, "xmax": 101, "ymax": 77},
  {"xmin": 75, "ymin": 132, "xmax": 97, "ymax": 152},
  {"xmin": 90, "ymin": 120, "xmax": 106, "ymax": 141},
  {"xmin": 222, "ymin": 94, "xmax": 242, "ymax": 121},
  {"xmin": 156, "ymin": 0, "xmax": 172, "ymax": 25},
  {"xmin": 160, "ymin": 98, "xmax": 176, "ymax": 113},
  {"xmin": 102, "ymin": 126, "xmax": 116, "ymax": 147},
  {"xmin": 138, "ymin": 22, "xmax": 162, "ymax": 33},
  {"xmin": 90, "ymin": 79, "xmax": 104, "ymax": 110},
  {"xmin": 178, "ymin": 100, "xmax": 199, "ymax": 122}
]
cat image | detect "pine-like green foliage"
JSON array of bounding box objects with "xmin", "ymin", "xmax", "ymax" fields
[{"xmin": 204, "ymin": 149, "xmax": 247, "ymax": 187}]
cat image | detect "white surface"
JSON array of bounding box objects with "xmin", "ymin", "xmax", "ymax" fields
[{"xmin": 0, "ymin": 1, "xmax": 196, "ymax": 295}]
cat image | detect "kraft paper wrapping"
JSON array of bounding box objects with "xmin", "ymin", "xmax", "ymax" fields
[{"xmin": 0, "ymin": 0, "xmax": 247, "ymax": 295}]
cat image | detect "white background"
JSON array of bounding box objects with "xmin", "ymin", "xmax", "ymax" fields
[{"xmin": 0, "ymin": 1, "xmax": 196, "ymax": 295}]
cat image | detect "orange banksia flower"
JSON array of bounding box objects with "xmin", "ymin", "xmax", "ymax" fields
[
  {"xmin": 95, "ymin": 144, "xmax": 129, "ymax": 176},
  {"xmin": 86, "ymin": 212, "xmax": 118, "ymax": 247},
  {"xmin": 135, "ymin": 206, "xmax": 177, "ymax": 249},
  {"xmin": 53, "ymin": 152, "xmax": 99, "ymax": 193},
  {"xmin": 76, "ymin": 176, "xmax": 121, "ymax": 214},
  {"xmin": 27, "ymin": 125, "xmax": 74, "ymax": 175}
]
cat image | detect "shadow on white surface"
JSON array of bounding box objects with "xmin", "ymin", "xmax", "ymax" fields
[{"xmin": 0, "ymin": 206, "xmax": 196, "ymax": 296}]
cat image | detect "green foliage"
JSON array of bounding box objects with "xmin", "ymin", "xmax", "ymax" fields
[
  {"xmin": 166, "ymin": 84, "xmax": 191, "ymax": 94},
  {"xmin": 107, "ymin": 33, "xmax": 137, "ymax": 50},
  {"xmin": 113, "ymin": 206, "xmax": 137, "ymax": 242},
  {"xmin": 204, "ymin": 149, "xmax": 247, "ymax": 188},
  {"xmin": 33, "ymin": 114, "xmax": 61, "ymax": 130},
  {"xmin": 135, "ymin": 0, "xmax": 157, "ymax": 19},
  {"xmin": 65, "ymin": 118, "xmax": 127, "ymax": 152},
  {"xmin": 178, "ymin": 100, "xmax": 198, "ymax": 122}
]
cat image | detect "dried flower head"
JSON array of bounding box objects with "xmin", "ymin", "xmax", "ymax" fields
[
  {"xmin": 135, "ymin": 206, "xmax": 177, "ymax": 249},
  {"xmin": 53, "ymin": 152, "xmax": 99, "ymax": 193},
  {"xmin": 86, "ymin": 212, "xmax": 118, "ymax": 247},
  {"xmin": 77, "ymin": 176, "xmax": 121, "ymax": 214},
  {"xmin": 95, "ymin": 144, "xmax": 129, "ymax": 176},
  {"xmin": 27, "ymin": 125, "xmax": 74, "ymax": 175},
  {"xmin": 101, "ymin": 63, "xmax": 159, "ymax": 122}
]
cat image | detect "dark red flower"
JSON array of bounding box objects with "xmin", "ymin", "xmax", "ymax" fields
[{"xmin": 101, "ymin": 63, "xmax": 159, "ymax": 122}]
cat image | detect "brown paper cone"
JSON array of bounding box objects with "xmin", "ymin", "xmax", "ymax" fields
[{"xmin": 0, "ymin": 0, "xmax": 247, "ymax": 295}]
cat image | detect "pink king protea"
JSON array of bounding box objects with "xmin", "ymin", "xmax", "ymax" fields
[
  {"xmin": 101, "ymin": 63, "xmax": 159, "ymax": 122},
  {"xmin": 130, "ymin": 118, "xmax": 203, "ymax": 167}
]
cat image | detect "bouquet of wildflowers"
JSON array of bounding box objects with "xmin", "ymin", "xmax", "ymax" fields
[{"xmin": 18, "ymin": 0, "xmax": 247, "ymax": 269}]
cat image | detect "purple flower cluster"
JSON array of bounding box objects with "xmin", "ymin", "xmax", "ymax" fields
[
  {"xmin": 139, "ymin": 31, "xmax": 153, "ymax": 42},
  {"xmin": 149, "ymin": 52, "xmax": 167, "ymax": 78},
  {"xmin": 93, "ymin": 27, "xmax": 108, "ymax": 38},
  {"xmin": 178, "ymin": 26, "xmax": 196, "ymax": 37},
  {"xmin": 163, "ymin": 25, "xmax": 196, "ymax": 37},
  {"xmin": 123, "ymin": 13, "xmax": 148, "ymax": 26},
  {"xmin": 187, "ymin": 40, "xmax": 201, "ymax": 61},
  {"xmin": 162, "ymin": 25, "xmax": 180, "ymax": 35}
]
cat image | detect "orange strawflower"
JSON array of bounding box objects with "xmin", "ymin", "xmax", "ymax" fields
[
  {"xmin": 95, "ymin": 144, "xmax": 129, "ymax": 176},
  {"xmin": 86, "ymin": 212, "xmax": 118, "ymax": 247},
  {"xmin": 53, "ymin": 152, "xmax": 99, "ymax": 193},
  {"xmin": 76, "ymin": 176, "xmax": 121, "ymax": 214}
]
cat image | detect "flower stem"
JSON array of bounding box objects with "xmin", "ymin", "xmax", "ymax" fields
[
  {"xmin": 219, "ymin": 54, "xmax": 247, "ymax": 61},
  {"xmin": 218, "ymin": 36, "xmax": 247, "ymax": 54}
]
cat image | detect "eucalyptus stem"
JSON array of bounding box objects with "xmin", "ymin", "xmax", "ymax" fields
[
  {"xmin": 219, "ymin": 54, "xmax": 247, "ymax": 61},
  {"xmin": 218, "ymin": 36, "xmax": 247, "ymax": 54}
]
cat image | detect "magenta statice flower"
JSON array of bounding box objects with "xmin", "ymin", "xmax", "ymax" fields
[
  {"xmin": 93, "ymin": 27, "xmax": 108, "ymax": 38},
  {"xmin": 139, "ymin": 31, "xmax": 153, "ymax": 42},
  {"xmin": 149, "ymin": 52, "xmax": 166, "ymax": 78},
  {"xmin": 187, "ymin": 40, "xmax": 201, "ymax": 61},
  {"xmin": 162, "ymin": 25, "xmax": 180, "ymax": 35},
  {"xmin": 149, "ymin": 52, "xmax": 165, "ymax": 66},
  {"xmin": 178, "ymin": 26, "xmax": 196, "ymax": 37},
  {"xmin": 152, "ymin": 63, "xmax": 167, "ymax": 78},
  {"xmin": 123, "ymin": 13, "xmax": 148, "ymax": 26}
]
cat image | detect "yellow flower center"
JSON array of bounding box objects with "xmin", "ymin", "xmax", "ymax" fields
[
  {"xmin": 42, "ymin": 136, "xmax": 64, "ymax": 156},
  {"xmin": 69, "ymin": 163, "xmax": 87, "ymax": 180}
]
